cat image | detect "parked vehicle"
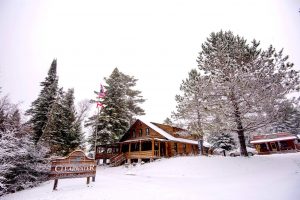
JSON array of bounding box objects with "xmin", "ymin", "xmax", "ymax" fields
[{"xmin": 228, "ymin": 147, "xmax": 257, "ymax": 157}]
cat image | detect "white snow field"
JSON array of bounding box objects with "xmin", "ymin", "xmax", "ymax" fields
[{"xmin": 3, "ymin": 153, "xmax": 300, "ymax": 200}]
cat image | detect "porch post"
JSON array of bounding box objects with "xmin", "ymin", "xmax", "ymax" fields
[
  {"xmin": 138, "ymin": 140, "xmax": 142, "ymax": 163},
  {"xmin": 152, "ymin": 138, "xmax": 154, "ymax": 157},
  {"xmin": 293, "ymin": 140, "xmax": 297, "ymax": 150},
  {"xmin": 165, "ymin": 142, "xmax": 168, "ymax": 157},
  {"xmin": 277, "ymin": 141, "xmax": 281, "ymax": 151},
  {"xmin": 128, "ymin": 143, "xmax": 131, "ymax": 164},
  {"xmin": 158, "ymin": 141, "xmax": 161, "ymax": 157},
  {"xmin": 129, "ymin": 143, "xmax": 131, "ymax": 154},
  {"xmin": 139, "ymin": 140, "xmax": 142, "ymax": 152},
  {"xmin": 265, "ymin": 143, "xmax": 270, "ymax": 151}
]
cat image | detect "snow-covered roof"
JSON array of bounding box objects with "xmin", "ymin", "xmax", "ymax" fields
[
  {"xmin": 119, "ymin": 138, "xmax": 167, "ymax": 143},
  {"xmin": 250, "ymin": 136, "xmax": 297, "ymax": 144},
  {"xmin": 141, "ymin": 119, "xmax": 210, "ymax": 147}
]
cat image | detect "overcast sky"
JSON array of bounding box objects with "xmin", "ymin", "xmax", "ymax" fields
[{"xmin": 0, "ymin": 0, "xmax": 299, "ymax": 123}]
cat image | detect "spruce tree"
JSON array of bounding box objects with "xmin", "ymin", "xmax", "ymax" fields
[{"xmin": 26, "ymin": 59, "xmax": 58, "ymax": 144}]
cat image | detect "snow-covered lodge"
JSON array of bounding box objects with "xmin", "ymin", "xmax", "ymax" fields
[
  {"xmin": 95, "ymin": 119, "xmax": 209, "ymax": 166},
  {"xmin": 250, "ymin": 132, "xmax": 300, "ymax": 155}
]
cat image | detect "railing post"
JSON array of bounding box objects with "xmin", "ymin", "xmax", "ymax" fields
[
  {"xmin": 152, "ymin": 138, "xmax": 154, "ymax": 157},
  {"xmin": 139, "ymin": 140, "xmax": 142, "ymax": 152}
]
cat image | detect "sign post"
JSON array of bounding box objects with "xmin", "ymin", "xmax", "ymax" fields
[{"xmin": 49, "ymin": 150, "xmax": 96, "ymax": 190}]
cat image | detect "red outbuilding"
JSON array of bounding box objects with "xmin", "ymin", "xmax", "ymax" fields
[{"xmin": 250, "ymin": 132, "xmax": 300, "ymax": 155}]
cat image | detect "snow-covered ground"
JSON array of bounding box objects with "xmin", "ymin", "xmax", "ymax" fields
[{"xmin": 3, "ymin": 153, "xmax": 300, "ymax": 200}]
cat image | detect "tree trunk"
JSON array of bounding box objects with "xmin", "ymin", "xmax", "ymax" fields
[{"xmin": 230, "ymin": 89, "xmax": 248, "ymax": 156}]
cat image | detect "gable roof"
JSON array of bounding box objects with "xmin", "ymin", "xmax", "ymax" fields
[{"xmin": 140, "ymin": 119, "xmax": 211, "ymax": 147}]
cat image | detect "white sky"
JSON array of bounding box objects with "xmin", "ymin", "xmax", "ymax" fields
[{"xmin": 0, "ymin": 0, "xmax": 299, "ymax": 123}]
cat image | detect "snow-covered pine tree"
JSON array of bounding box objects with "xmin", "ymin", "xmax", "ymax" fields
[
  {"xmin": 196, "ymin": 31, "xmax": 300, "ymax": 156},
  {"xmin": 26, "ymin": 59, "xmax": 58, "ymax": 144},
  {"xmin": 172, "ymin": 69, "xmax": 211, "ymax": 139},
  {"xmin": 208, "ymin": 132, "xmax": 236, "ymax": 151},
  {"xmin": 272, "ymin": 101, "xmax": 300, "ymax": 135},
  {"xmin": 0, "ymin": 95, "xmax": 48, "ymax": 196},
  {"xmin": 120, "ymin": 71, "xmax": 145, "ymax": 124},
  {"xmin": 61, "ymin": 88, "xmax": 85, "ymax": 154},
  {"xmin": 163, "ymin": 117, "xmax": 173, "ymax": 126},
  {"xmin": 42, "ymin": 88, "xmax": 84, "ymax": 156},
  {"xmin": 86, "ymin": 68, "xmax": 145, "ymax": 150},
  {"xmin": 41, "ymin": 88, "xmax": 65, "ymax": 155}
]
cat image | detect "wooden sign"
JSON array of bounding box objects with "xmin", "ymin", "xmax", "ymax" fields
[{"xmin": 49, "ymin": 150, "xmax": 96, "ymax": 190}]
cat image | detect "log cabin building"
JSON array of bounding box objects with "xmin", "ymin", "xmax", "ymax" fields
[
  {"xmin": 250, "ymin": 132, "xmax": 300, "ymax": 155},
  {"xmin": 95, "ymin": 119, "xmax": 210, "ymax": 166}
]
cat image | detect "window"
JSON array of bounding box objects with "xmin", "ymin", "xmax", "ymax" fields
[
  {"xmin": 132, "ymin": 130, "xmax": 136, "ymax": 138},
  {"xmin": 139, "ymin": 129, "xmax": 143, "ymax": 137},
  {"xmin": 146, "ymin": 128, "xmax": 150, "ymax": 136}
]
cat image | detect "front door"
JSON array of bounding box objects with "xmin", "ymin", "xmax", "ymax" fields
[{"xmin": 270, "ymin": 142, "xmax": 278, "ymax": 151}]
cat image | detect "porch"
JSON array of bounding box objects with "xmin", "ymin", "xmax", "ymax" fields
[
  {"xmin": 119, "ymin": 138, "xmax": 168, "ymax": 161},
  {"xmin": 95, "ymin": 138, "xmax": 169, "ymax": 165},
  {"xmin": 254, "ymin": 140, "xmax": 298, "ymax": 155}
]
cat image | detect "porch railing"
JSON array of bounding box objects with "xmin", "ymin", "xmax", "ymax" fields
[
  {"xmin": 110, "ymin": 153, "xmax": 126, "ymax": 167},
  {"xmin": 126, "ymin": 150, "xmax": 161, "ymax": 159}
]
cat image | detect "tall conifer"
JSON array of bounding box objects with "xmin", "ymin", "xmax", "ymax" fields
[
  {"xmin": 26, "ymin": 59, "xmax": 58, "ymax": 144},
  {"xmin": 87, "ymin": 68, "xmax": 145, "ymax": 150}
]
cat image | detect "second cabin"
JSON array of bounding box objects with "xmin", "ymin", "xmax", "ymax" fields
[{"xmin": 96, "ymin": 119, "xmax": 210, "ymax": 166}]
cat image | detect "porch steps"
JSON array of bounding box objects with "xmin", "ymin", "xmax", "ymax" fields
[{"xmin": 110, "ymin": 153, "xmax": 126, "ymax": 167}]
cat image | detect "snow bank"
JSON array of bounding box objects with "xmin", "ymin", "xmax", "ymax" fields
[{"xmin": 2, "ymin": 153, "xmax": 300, "ymax": 200}]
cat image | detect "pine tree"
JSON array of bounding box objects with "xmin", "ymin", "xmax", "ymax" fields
[
  {"xmin": 163, "ymin": 117, "xmax": 173, "ymax": 125},
  {"xmin": 208, "ymin": 132, "xmax": 236, "ymax": 151},
  {"xmin": 26, "ymin": 59, "xmax": 58, "ymax": 144},
  {"xmin": 41, "ymin": 88, "xmax": 65, "ymax": 155},
  {"xmin": 86, "ymin": 68, "xmax": 145, "ymax": 150},
  {"xmin": 172, "ymin": 69, "xmax": 211, "ymax": 138},
  {"xmin": 42, "ymin": 88, "xmax": 84, "ymax": 156},
  {"xmin": 61, "ymin": 88, "xmax": 84, "ymax": 154},
  {"xmin": 121, "ymin": 71, "xmax": 145, "ymax": 124},
  {"xmin": 193, "ymin": 30, "xmax": 300, "ymax": 156},
  {"xmin": 272, "ymin": 102, "xmax": 300, "ymax": 135}
]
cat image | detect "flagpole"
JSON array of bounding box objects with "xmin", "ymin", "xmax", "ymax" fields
[
  {"xmin": 93, "ymin": 83, "xmax": 105, "ymax": 183},
  {"xmin": 94, "ymin": 106, "xmax": 99, "ymax": 160},
  {"xmin": 92, "ymin": 105, "xmax": 99, "ymax": 182}
]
